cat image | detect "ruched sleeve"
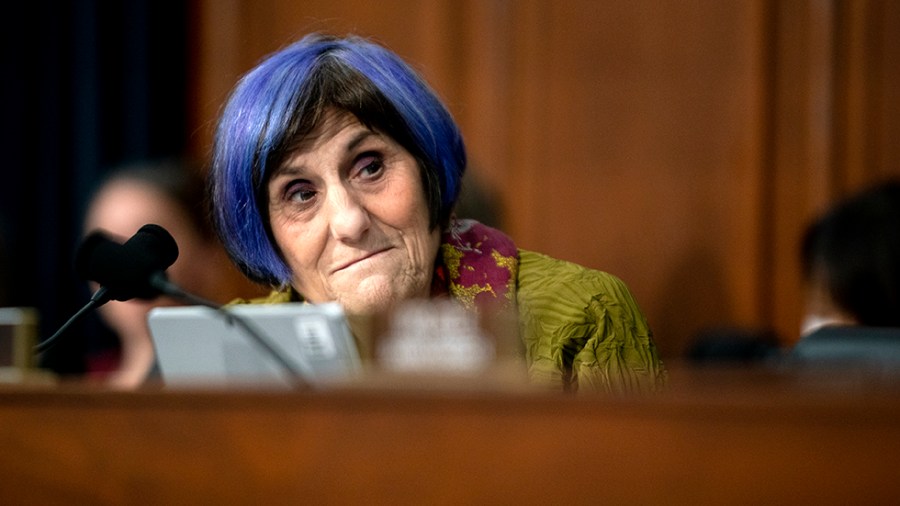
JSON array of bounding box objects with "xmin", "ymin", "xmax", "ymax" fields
[{"xmin": 516, "ymin": 249, "xmax": 666, "ymax": 393}]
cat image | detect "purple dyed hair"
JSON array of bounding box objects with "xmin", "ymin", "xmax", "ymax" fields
[{"xmin": 209, "ymin": 34, "xmax": 466, "ymax": 286}]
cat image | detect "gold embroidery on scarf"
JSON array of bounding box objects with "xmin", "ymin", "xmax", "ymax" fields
[
  {"xmin": 449, "ymin": 283, "xmax": 496, "ymax": 310},
  {"xmin": 442, "ymin": 243, "xmax": 518, "ymax": 310},
  {"xmin": 441, "ymin": 243, "xmax": 464, "ymax": 279},
  {"xmin": 492, "ymin": 249, "xmax": 516, "ymax": 271},
  {"xmin": 492, "ymin": 249, "xmax": 518, "ymax": 304}
]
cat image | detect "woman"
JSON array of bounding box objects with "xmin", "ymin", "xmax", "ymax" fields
[{"xmin": 209, "ymin": 34, "xmax": 665, "ymax": 393}]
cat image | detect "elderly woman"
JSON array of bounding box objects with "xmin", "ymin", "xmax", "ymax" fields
[{"xmin": 209, "ymin": 34, "xmax": 665, "ymax": 393}]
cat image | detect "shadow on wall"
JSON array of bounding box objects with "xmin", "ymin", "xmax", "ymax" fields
[
  {"xmin": 654, "ymin": 246, "xmax": 734, "ymax": 358},
  {"xmin": 454, "ymin": 170, "xmax": 504, "ymax": 230}
]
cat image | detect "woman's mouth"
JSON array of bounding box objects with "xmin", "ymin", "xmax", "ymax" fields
[{"xmin": 333, "ymin": 247, "xmax": 391, "ymax": 273}]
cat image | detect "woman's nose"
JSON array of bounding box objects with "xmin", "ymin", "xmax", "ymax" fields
[{"xmin": 327, "ymin": 188, "xmax": 370, "ymax": 241}]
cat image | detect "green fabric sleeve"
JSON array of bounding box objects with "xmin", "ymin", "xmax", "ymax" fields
[{"xmin": 516, "ymin": 249, "xmax": 666, "ymax": 393}]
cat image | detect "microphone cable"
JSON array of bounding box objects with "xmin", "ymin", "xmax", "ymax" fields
[{"xmin": 34, "ymin": 287, "xmax": 109, "ymax": 354}]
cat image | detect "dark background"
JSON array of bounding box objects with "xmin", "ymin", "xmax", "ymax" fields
[{"xmin": 1, "ymin": 1, "xmax": 189, "ymax": 374}]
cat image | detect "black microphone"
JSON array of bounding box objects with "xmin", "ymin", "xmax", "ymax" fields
[
  {"xmin": 34, "ymin": 224, "xmax": 179, "ymax": 353},
  {"xmin": 36, "ymin": 223, "xmax": 308, "ymax": 389},
  {"xmin": 75, "ymin": 223, "xmax": 179, "ymax": 302}
]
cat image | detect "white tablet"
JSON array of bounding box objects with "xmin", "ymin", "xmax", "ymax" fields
[{"xmin": 147, "ymin": 302, "xmax": 360, "ymax": 388}]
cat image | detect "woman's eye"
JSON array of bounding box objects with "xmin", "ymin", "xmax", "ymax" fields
[
  {"xmin": 286, "ymin": 181, "xmax": 316, "ymax": 203},
  {"xmin": 355, "ymin": 154, "xmax": 384, "ymax": 178}
]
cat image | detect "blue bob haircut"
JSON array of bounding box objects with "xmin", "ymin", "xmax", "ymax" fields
[{"xmin": 209, "ymin": 34, "xmax": 467, "ymax": 287}]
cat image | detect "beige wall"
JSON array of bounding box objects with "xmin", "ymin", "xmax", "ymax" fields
[{"xmin": 187, "ymin": 0, "xmax": 900, "ymax": 357}]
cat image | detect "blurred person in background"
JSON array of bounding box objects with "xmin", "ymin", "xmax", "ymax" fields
[
  {"xmin": 82, "ymin": 160, "xmax": 243, "ymax": 388},
  {"xmin": 800, "ymin": 179, "xmax": 900, "ymax": 336}
]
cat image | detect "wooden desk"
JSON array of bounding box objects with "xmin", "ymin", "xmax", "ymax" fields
[{"xmin": 1, "ymin": 365, "xmax": 899, "ymax": 504}]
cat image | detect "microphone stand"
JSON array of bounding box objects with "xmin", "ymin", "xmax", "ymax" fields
[{"xmin": 34, "ymin": 287, "xmax": 110, "ymax": 354}]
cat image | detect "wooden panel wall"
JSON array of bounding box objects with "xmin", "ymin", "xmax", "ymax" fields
[{"xmin": 187, "ymin": 0, "xmax": 900, "ymax": 357}]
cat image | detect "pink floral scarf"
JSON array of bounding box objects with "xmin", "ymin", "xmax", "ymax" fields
[{"xmin": 431, "ymin": 219, "xmax": 519, "ymax": 312}]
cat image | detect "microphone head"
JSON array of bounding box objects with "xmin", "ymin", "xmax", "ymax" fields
[
  {"xmin": 124, "ymin": 224, "xmax": 179, "ymax": 270},
  {"xmin": 75, "ymin": 223, "xmax": 180, "ymax": 301}
]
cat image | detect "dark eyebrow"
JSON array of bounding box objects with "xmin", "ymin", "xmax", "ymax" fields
[{"xmin": 346, "ymin": 129, "xmax": 377, "ymax": 153}]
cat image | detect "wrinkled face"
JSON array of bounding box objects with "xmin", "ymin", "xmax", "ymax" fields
[{"xmin": 266, "ymin": 110, "xmax": 440, "ymax": 316}]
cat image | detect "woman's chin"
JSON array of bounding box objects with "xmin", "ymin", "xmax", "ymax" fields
[
  {"xmin": 340, "ymin": 293, "xmax": 399, "ymax": 317},
  {"xmin": 337, "ymin": 278, "xmax": 422, "ymax": 317}
]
